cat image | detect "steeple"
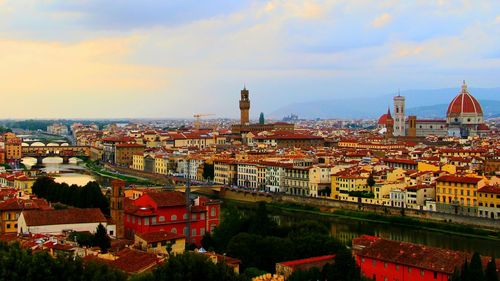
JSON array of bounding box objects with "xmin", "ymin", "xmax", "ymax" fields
[{"xmin": 387, "ymin": 106, "xmax": 392, "ymax": 117}]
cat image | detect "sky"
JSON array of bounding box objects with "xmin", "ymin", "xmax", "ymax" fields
[{"xmin": 0, "ymin": 0, "xmax": 499, "ymax": 119}]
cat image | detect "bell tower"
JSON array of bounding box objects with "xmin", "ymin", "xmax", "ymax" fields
[
  {"xmin": 385, "ymin": 107, "xmax": 394, "ymax": 138},
  {"xmin": 393, "ymin": 93, "xmax": 406, "ymax": 137},
  {"xmin": 110, "ymin": 179, "xmax": 125, "ymax": 239},
  {"xmin": 239, "ymin": 86, "xmax": 250, "ymax": 125}
]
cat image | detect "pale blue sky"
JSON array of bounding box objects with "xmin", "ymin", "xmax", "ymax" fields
[{"xmin": 0, "ymin": 0, "xmax": 498, "ymax": 118}]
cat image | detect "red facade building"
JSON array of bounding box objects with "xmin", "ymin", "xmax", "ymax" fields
[
  {"xmin": 124, "ymin": 191, "xmax": 220, "ymax": 245},
  {"xmin": 353, "ymin": 236, "xmax": 466, "ymax": 281}
]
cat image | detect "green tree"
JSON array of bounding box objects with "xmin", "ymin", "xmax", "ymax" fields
[
  {"xmin": 203, "ymin": 163, "xmax": 215, "ymax": 181},
  {"xmin": 450, "ymin": 267, "xmax": 461, "ymax": 281},
  {"xmin": 259, "ymin": 112, "xmax": 265, "ymax": 124},
  {"xmin": 152, "ymin": 252, "xmax": 245, "ymax": 281},
  {"xmin": 485, "ymin": 257, "xmax": 498, "ymax": 281},
  {"xmin": 461, "ymin": 259, "xmax": 471, "ymax": 281},
  {"xmin": 367, "ymin": 173, "xmax": 375, "ymax": 193},
  {"xmin": 94, "ymin": 224, "xmax": 111, "ymax": 253},
  {"xmin": 470, "ymin": 252, "xmax": 485, "ymax": 281}
]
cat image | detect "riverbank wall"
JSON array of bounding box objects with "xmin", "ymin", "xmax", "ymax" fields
[
  {"xmin": 220, "ymin": 188, "xmax": 500, "ymax": 231},
  {"xmin": 103, "ymin": 164, "xmax": 173, "ymax": 186}
]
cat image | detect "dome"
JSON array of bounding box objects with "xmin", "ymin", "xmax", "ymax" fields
[
  {"xmin": 378, "ymin": 108, "xmax": 392, "ymax": 125},
  {"xmin": 447, "ymin": 81, "xmax": 483, "ymax": 117}
]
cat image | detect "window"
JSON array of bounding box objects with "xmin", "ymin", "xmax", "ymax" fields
[
  {"xmin": 200, "ymin": 228, "xmax": 205, "ymax": 236},
  {"xmin": 211, "ymin": 207, "xmax": 216, "ymax": 217},
  {"xmin": 362, "ymin": 257, "xmax": 365, "ymax": 263},
  {"xmin": 408, "ymin": 268, "xmax": 412, "ymax": 273},
  {"xmin": 183, "ymin": 213, "xmax": 188, "ymax": 220},
  {"xmin": 171, "ymin": 215, "xmax": 177, "ymax": 221},
  {"xmin": 420, "ymin": 269, "xmax": 425, "ymax": 276},
  {"xmin": 192, "ymin": 213, "xmax": 197, "ymax": 220},
  {"xmin": 152, "ymin": 217, "xmax": 157, "ymax": 225},
  {"xmin": 171, "ymin": 227, "xmax": 177, "ymax": 233},
  {"xmin": 192, "ymin": 229, "xmax": 197, "ymax": 236},
  {"xmin": 159, "ymin": 216, "xmax": 165, "ymax": 222},
  {"xmin": 434, "ymin": 271, "xmax": 438, "ymax": 279},
  {"xmin": 144, "ymin": 218, "xmax": 149, "ymax": 225},
  {"xmin": 200, "ymin": 213, "xmax": 205, "ymax": 220},
  {"xmin": 183, "ymin": 227, "xmax": 188, "ymax": 236},
  {"xmin": 6, "ymin": 224, "xmax": 10, "ymax": 229}
]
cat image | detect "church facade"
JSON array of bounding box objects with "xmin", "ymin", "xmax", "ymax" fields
[{"xmin": 378, "ymin": 81, "xmax": 489, "ymax": 138}]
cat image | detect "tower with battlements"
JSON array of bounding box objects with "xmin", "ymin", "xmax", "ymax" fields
[{"xmin": 239, "ymin": 86, "xmax": 250, "ymax": 125}]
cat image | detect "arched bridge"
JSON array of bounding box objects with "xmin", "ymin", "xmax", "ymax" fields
[{"xmin": 22, "ymin": 146, "xmax": 90, "ymax": 164}]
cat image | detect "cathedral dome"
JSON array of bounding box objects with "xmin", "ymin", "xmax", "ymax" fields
[
  {"xmin": 447, "ymin": 81, "xmax": 483, "ymax": 117},
  {"xmin": 378, "ymin": 108, "xmax": 392, "ymax": 125}
]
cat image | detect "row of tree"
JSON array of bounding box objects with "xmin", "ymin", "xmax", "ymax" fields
[
  {"xmin": 288, "ymin": 248, "xmax": 369, "ymax": 281},
  {"xmin": 0, "ymin": 241, "xmax": 126, "ymax": 281},
  {"xmin": 201, "ymin": 202, "xmax": 343, "ymax": 273},
  {"xmin": 69, "ymin": 224, "xmax": 111, "ymax": 253},
  {"xmin": 451, "ymin": 252, "xmax": 498, "ymax": 281},
  {"xmin": 0, "ymin": 241, "xmax": 245, "ymax": 281},
  {"xmin": 32, "ymin": 177, "xmax": 109, "ymax": 215}
]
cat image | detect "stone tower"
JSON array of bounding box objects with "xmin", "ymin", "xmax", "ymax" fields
[
  {"xmin": 385, "ymin": 108, "xmax": 394, "ymax": 138},
  {"xmin": 393, "ymin": 94, "xmax": 406, "ymax": 136},
  {"xmin": 110, "ymin": 179, "xmax": 125, "ymax": 239},
  {"xmin": 239, "ymin": 86, "xmax": 250, "ymax": 125}
]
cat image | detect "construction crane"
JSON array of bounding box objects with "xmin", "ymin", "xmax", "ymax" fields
[{"xmin": 193, "ymin": 113, "xmax": 215, "ymax": 130}]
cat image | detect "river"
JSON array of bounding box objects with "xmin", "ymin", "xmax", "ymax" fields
[{"xmin": 21, "ymin": 159, "xmax": 500, "ymax": 257}]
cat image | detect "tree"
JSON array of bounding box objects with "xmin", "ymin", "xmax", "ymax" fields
[
  {"xmin": 152, "ymin": 252, "xmax": 245, "ymax": 281},
  {"xmin": 461, "ymin": 259, "xmax": 471, "ymax": 281},
  {"xmin": 470, "ymin": 252, "xmax": 485, "ymax": 281},
  {"xmin": 94, "ymin": 224, "xmax": 111, "ymax": 253},
  {"xmin": 259, "ymin": 112, "xmax": 265, "ymax": 124},
  {"xmin": 367, "ymin": 173, "xmax": 375, "ymax": 193},
  {"xmin": 203, "ymin": 163, "xmax": 215, "ymax": 181},
  {"xmin": 485, "ymin": 258, "xmax": 498, "ymax": 281}
]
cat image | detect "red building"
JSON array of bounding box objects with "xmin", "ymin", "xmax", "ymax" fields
[
  {"xmin": 124, "ymin": 191, "xmax": 220, "ymax": 245},
  {"xmin": 353, "ymin": 236, "xmax": 466, "ymax": 281}
]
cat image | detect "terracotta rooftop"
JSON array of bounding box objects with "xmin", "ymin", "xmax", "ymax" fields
[
  {"xmin": 353, "ymin": 236, "xmax": 467, "ymax": 274},
  {"xmin": 279, "ymin": 255, "xmax": 336, "ymax": 268},
  {"xmin": 436, "ymin": 175, "xmax": 482, "ymax": 184},
  {"xmin": 136, "ymin": 230, "xmax": 185, "ymax": 243},
  {"xmin": 22, "ymin": 208, "xmax": 107, "ymax": 226},
  {"xmin": 146, "ymin": 191, "xmax": 186, "ymax": 207}
]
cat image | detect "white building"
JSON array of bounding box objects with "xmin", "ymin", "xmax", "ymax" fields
[{"xmin": 18, "ymin": 208, "xmax": 115, "ymax": 237}]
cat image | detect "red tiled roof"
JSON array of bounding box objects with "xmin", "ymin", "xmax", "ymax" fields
[
  {"xmin": 108, "ymin": 248, "xmax": 161, "ymax": 274},
  {"xmin": 279, "ymin": 255, "xmax": 336, "ymax": 268},
  {"xmin": 354, "ymin": 236, "xmax": 467, "ymax": 274},
  {"xmin": 436, "ymin": 175, "xmax": 482, "ymax": 184},
  {"xmin": 146, "ymin": 192, "xmax": 186, "ymax": 207},
  {"xmin": 478, "ymin": 185, "xmax": 500, "ymax": 194},
  {"xmin": 22, "ymin": 208, "xmax": 107, "ymax": 226},
  {"xmin": 136, "ymin": 230, "xmax": 185, "ymax": 243},
  {"xmin": 0, "ymin": 198, "xmax": 49, "ymax": 211}
]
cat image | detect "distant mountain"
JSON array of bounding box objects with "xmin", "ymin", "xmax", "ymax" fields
[
  {"xmin": 406, "ymin": 100, "xmax": 500, "ymax": 119},
  {"xmin": 269, "ymin": 87, "xmax": 500, "ymax": 119}
]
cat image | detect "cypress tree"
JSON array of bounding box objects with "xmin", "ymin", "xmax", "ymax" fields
[
  {"xmin": 485, "ymin": 258, "xmax": 498, "ymax": 281},
  {"xmin": 470, "ymin": 252, "xmax": 485, "ymax": 281},
  {"xmin": 461, "ymin": 259, "xmax": 470, "ymax": 281},
  {"xmin": 94, "ymin": 224, "xmax": 111, "ymax": 254}
]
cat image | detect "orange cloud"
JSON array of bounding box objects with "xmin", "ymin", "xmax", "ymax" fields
[{"xmin": 371, "ymin": 13, "xmax": 392, "ymax": 28}]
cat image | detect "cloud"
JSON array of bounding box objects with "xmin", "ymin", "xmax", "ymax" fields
[{"xmin": 371, "ymin": 13, "xmax": 392, "ymax": 28}]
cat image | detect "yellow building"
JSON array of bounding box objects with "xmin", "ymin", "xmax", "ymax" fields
[
  {"xmin": 14, "ymin": 176, "xmax": 35, "ymax": 194},
  {"xmin": 0, "ymin": 198, "xmax": 47, "ymax": 234},
  {"xmin": 132, "ymin": 154, "xmax": 145, "ymax": 171},
  {"xmin": 435, "ymin": 175, "xmax": 485, "ymax": 215},
  {"xmin": 330, "ymin": 171, "xmax": 368, "ymax": 199},
  {"xmin": 477, "ymin": 185, "xmax": 500, "ymax": 219},
  {"xmin": 134, "ymin": 231, "xmax": 185, "ymax": 256},
  {"xmin": 214, "ymin": 160, "xmax": 237, "ymax": 186}
]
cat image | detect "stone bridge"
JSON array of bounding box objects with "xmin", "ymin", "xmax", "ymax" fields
[{"xmin": 22, "ymin": 146, "xmax": 90, "ymax": 164}]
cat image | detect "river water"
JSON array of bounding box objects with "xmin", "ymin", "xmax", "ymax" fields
[{"xmin": 22, "ymin": 158, "xmax": 500, "ymax": 257}]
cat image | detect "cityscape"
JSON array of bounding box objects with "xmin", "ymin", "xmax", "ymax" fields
[{"xmin": 0, "ymin": 1, "xmax": 499, "ymax": 281}]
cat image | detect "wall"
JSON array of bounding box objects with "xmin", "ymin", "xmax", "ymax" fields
[
  {"xmin": 272, "ymin": 194, "xmax": 500, "ymax": 230},
  {"xmin": 220, "ymin": 188, "xmax": 273, "ymax": 203}
]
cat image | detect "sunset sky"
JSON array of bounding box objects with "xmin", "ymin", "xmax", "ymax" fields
[{"xmin": 0, "ymin": 0, "xmax": 499, "ymax": 118}]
